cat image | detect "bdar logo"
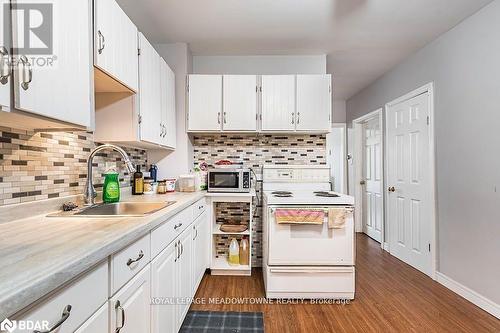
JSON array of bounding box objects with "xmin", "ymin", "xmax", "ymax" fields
[{"xmin": 0, "ymin": 318, "xmax": 16, "ymax": 333}]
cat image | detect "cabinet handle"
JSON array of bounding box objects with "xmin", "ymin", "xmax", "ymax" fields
[
  {"xmin": 0, "ymin": 46, "xmax": 10, "ymax": 85},
  {"xmin": 297, "ymin": 112, "xmax": 300, "ymax": 124},
  {"xmin": 193, "ymin": 225, "xmax": 198, "ymax": 240},
  {"xmin": 33, "ymin": 305, "xmax": 72, "ymax": 333},
  {"xmin": 180, "ymin": 241, "xmax": 184, "ymax": 257},
  {"xmin": 115, "ymin": 300, "xmax": 125, "ymax": 333},
  {"xmin": 20, "ymin": 55, "xmax": 32, "ymax": 91},
  {"xmin": 174, "ymin": 222, "xmax": 183, "ymax": 230},
  {"xmin": 174, "ymin": 241, "xmax": 178, "ymax": 262},
  {"xmin": 291, "ymin": 112, "xmax": 295, "ymax": 124},
  {"xmin": 217, "ymin": 112, "xmax": 221, "ymax": 124},
  {"xmin": 126, "ymin": 250, "xmax": 144, "ymax": 266},
  {"xmin": 97, "ymin": 30, "xmax": 105, "ymax": 54},
  {"xmin": 223, "ymin": 112, "xmax": 227, "ymax": 124}
]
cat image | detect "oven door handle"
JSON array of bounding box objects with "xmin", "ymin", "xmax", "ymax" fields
[{"xmin": 269, "ymin": 268, "xmax": 353, "ymax": 274}]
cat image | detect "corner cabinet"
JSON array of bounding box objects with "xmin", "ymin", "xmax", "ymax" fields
[
  {"xmin": 0, "ymin": 0, "xmax": 93, "ymax": 129},
  {"xmin": 188, "ymin": 74, "xmax": 332, "ymax": 134},
  {"xmin": 94, "ymin": 0, "xmax": 139, "ymax": 92}
]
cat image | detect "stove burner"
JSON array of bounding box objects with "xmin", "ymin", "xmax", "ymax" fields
[
  {"xmin": 314, "ymin": 191, "xmax": 340, "ymax": 198},
  {"xmin": 272, "ymin": 191, "xmax": 292, "ymax": 195}
]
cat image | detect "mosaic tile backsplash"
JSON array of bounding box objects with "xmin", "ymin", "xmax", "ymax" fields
[
  {"xmin": 193, "ymin": 134, "xmax": 327, "ymax": 266},
  {"xmin": 0, "ymin": 126, "xmax": 148, "ymax": 206}
]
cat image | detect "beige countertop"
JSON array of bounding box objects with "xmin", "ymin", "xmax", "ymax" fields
[{"xmin": 0, "ymin": 191, "xmax": 206, "ymax": 320}]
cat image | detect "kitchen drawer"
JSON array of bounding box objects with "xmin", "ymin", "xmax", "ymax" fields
[
  {"xmin": 266, "ymin": 266, "xmax": 355, "ymax": 296},
  {"xmin": 151, "ymin": 207, "xmax": 192, "ymax": 258},
  {"xmin": 192, "ymin": 198, "xmax": 207, "ymax": 219},
  {"xmin": 14, "ymin": 261, "xmax": 108, "ymax": 333},
  {"xmin": 111, "ymin": 234, "xmax": 151, "ymax": 295}
]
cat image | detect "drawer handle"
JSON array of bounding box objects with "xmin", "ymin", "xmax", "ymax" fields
[
  {"xmin": 115, "ymin": 300, "xmax": 125, "ymax": 333},
  {"xmin": 126, "ymin": 250, "xmax": 144, "ymax": 266},
  {"xmin": 174, "ymin": 222, "xmax": 183, "ymax": 230},
  {"xmin": 199, "ymin": 205, "xmax": 204, "ymax": 209},
  {"xmin": 33, "ymin": 304, "xmax": 72, "ymax": 333}
]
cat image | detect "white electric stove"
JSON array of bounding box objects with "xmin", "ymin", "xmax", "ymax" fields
[{"xmin": 262, "ymin": 165, "xmax": 356, "ymax": 300}]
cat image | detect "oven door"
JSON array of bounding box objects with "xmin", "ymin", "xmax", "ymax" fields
[
  {"xmin": 208, "ymin": 171, "xmax": 241, "ymax": 192},
  {"xmin": 267, "ymin": 206, "xmax": 354, "ymax": 266}
]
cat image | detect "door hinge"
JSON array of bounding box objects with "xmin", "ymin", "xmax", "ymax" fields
[
  {"xmin": 138, "ymin": 48, "xmax": 141, "ymax": 56},
  {"xmin": 329, "ymin": 85, "xmax": 332, "ymax": 93},
  {"xmin": 428, "ymin": 243, "xmax": 431, "ymax": 252},
  {"xmin": 427, "ymin": 116, "xmax": 430, "ymax": 125},
  {"xmin": 138, "ymin": 114, "xmax": 142, "ymax": 124},
  {"xmin": 256, "ymin": 85, "xmax": 258, "ymax": 93}
]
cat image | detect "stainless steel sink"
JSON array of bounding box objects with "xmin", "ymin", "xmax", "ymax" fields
[{"xmin": 48, "ymin": 201, "xmax": 176, "ymax": 217}]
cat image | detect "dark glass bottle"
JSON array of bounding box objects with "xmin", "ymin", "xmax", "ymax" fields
[{"xmin": 132, "ymin": 165, "xmax": 144, "ymax": 195}]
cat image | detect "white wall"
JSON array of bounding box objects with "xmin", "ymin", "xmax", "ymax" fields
[
  {"xmin": 333, "ymin": 99, "xmax": 346, "ymax": 123},
  {"xmin": 346, "ymin": 0, "xmax": 500, "ymax": 306},
  {"xmin": 192, "ymin": 55, "xmax": 326, "ymax": 74},
  {"xmin": 148, "ymin": 43, "xmax": 193, "ymax": 179}
]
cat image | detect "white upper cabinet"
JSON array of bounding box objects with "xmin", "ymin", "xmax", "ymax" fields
[
  {"xmin": 296, "ymin": 74, "xmax": 331, "ymax": 132},
  {"xmin": 188, "ymin": 75, "xmax": 222, "ymax": 131},
  {"xmin": 94, "ymin": 0, "xmax": 138, "ymax": 92},
  {"xmin": 261, "ymin": 75, "xmax": 296, "ymax": 131},
  {"xmin": 0, "ymin": 0, "xmax": 11, "ymax": 111},
  {"xmin": 138, "ymin": 33, "xmax": 161, "ymax": 145},
  {"xmin": 10, "ymin": 0, "xmax": 92, "ymax": 128},
  {"xmin": 160, "ymin": 58, "xmax": 176, "ymax": 148},
  {"xmin": 222, "ymin": 75, "xmax": 257, "ymax": 131}
]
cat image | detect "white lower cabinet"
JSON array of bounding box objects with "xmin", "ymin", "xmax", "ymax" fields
[
  {"xmin": 192, "ymin": 211, "xmax": 209, "ymax": 293},
  {"xmin": 74, "ymin": 302, "xmax": 109, "ymax": 333},
  {"xmin": 110, "ymin": 265, "xmax": 151, "ymax": 333},
  {"xmin": 151, "ymin": 240, "xmax": 178, "ymax": 333},
  {"xmin": 177, "ymin": 227, "xmax": 193, "ymax": 329}
]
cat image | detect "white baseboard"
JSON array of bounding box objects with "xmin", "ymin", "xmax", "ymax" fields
[
  {"xmin": 436, "ymin": 272, "xmax": 500, "ymax": 319},
  {"xmin": 383, "ymin": 242, "xmax": 390, "ymax": 252}
]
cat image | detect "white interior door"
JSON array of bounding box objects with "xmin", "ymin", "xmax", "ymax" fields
[
  {"xmin": 296, "ymin": 74, "xmax": 331, "ymax": 131},
  {"xmin": 261, "ymin": 75, "xmax": 295, "ymax": 131},
  {"xmin": 188, "ymin": 75, "xmax": 222, "ymax": 131},
  {"xmin": 362, "ymin": 117, "xmax": 383, "ymax": 243},
  {"xmin": 0, "ymin": 0, "xmax": 11, "ymax": 110},
  {"xmin": 386, "ymin": 92, "xmax": 432, "ymax": 276},
  {"xmin": 222, "ymin": 75, "xmax": 257, "ymax": 131}
]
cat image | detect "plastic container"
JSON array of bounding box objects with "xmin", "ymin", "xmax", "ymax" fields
[
  {"xmin": 228, "ymin": 238, "xmax": 240, "ymax": 266},
  {"xmin": 178, "ymin": 174, "xmax": 196, "ymax": 192},
  {"xmin": 239, "ymin": 237, "xmax": 249, "ymax": 266},
  {"xmin": 103, "ymin": 172, "xmax": 120, "ymax": 203}
]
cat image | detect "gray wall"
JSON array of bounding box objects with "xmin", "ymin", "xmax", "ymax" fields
[{"xmin": 347, "ymin": 0, "xmax": 500, "ymax": 304}]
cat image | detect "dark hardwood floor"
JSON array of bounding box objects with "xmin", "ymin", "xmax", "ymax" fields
[{"xmin": 191, "ymin": 233, "xmax": 500, "ymax": 332}]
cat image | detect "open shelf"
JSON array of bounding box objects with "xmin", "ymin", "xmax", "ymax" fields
[
  {"xmin": 212, "ymin": 224, "xmax": 250, "ymax": 235},
  {"xmin": 211, "ymin": 257, "xmax": 251, "ymax": 271}
]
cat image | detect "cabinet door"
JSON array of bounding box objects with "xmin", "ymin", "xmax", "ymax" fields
[
  {"xmin": 188, "ymin": 75, "xmax": 222, "ymax": 131},
  {"xmin": 11, "ymin": 0, "xmax": 92, "ymax": 127},
  {"xmin": 261, "ymin": 75, "xmax": 296, "ymax": 131},
  {"xmin": 177, "ymin": 229, "xmax": 193, "ymax": 328},
  {"xmin": 222, "ymin": 75, "xmax": 257, "ymax": 131},
  {"xmin": 0, "ymin": 0, "xmax": 11, "ymax": 110},
  {"xmin": 296, "ymin": 74, "xmax": 331, "ymax": 132},
  {"xmin": 74, "ymin": 303, "xmax": 108, "ymax": 333},
  {"xmin": 192, "ymin": 211, "xmax": 208, "ymax": 292},
  {"xmin": 160, "ymin": 58, "xmax": 176, "ymax": 148},
  {"xmin": 151, "ymin": 240, "xmax": 178, "ymax": 333},
  {"xmin": 94, "ymin": 0, "xmax": 138, "ymax": 91},
  {"xmin": 165, "ymin": 63, "xmax": 176, "ymax": 148},
  {"xmin": 110, "ymin": 265, "xmax": 151, "ymax": 333},
  {"xmin": 139, "ymin": 33, "xmax": 161, "ymax": 145}
]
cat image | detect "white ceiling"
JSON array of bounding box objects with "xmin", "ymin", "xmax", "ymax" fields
[{"xmin": 117, "ymin": 0, "xmax": 493, "ymax": 100}]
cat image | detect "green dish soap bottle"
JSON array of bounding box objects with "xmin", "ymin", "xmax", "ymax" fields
[{"xmin": 103, "ymin": 171, "xmax": 120, "ymax": 203}]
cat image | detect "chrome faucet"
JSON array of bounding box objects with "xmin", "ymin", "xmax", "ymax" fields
[{"xmin": 84, "ymin": 144, "xmax": 135, "ymax": 206}]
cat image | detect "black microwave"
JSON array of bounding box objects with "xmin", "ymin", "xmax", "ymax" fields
[{"xmin": 208, "ymin": 168, "xmax": 251, "ymax": 193}]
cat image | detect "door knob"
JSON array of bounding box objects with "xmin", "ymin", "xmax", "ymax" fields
[
  {"xmin": 360, "ymin": 180, "xmax": 366, "ymax": 185},
  {"xmin": 388, "ymin": 186, "xmax": 396, "ymax": 192}
]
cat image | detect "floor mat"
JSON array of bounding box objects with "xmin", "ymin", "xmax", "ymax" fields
[{"xmin": 180, "ymin": 311, "xmax": 264, "ymax": 332}]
